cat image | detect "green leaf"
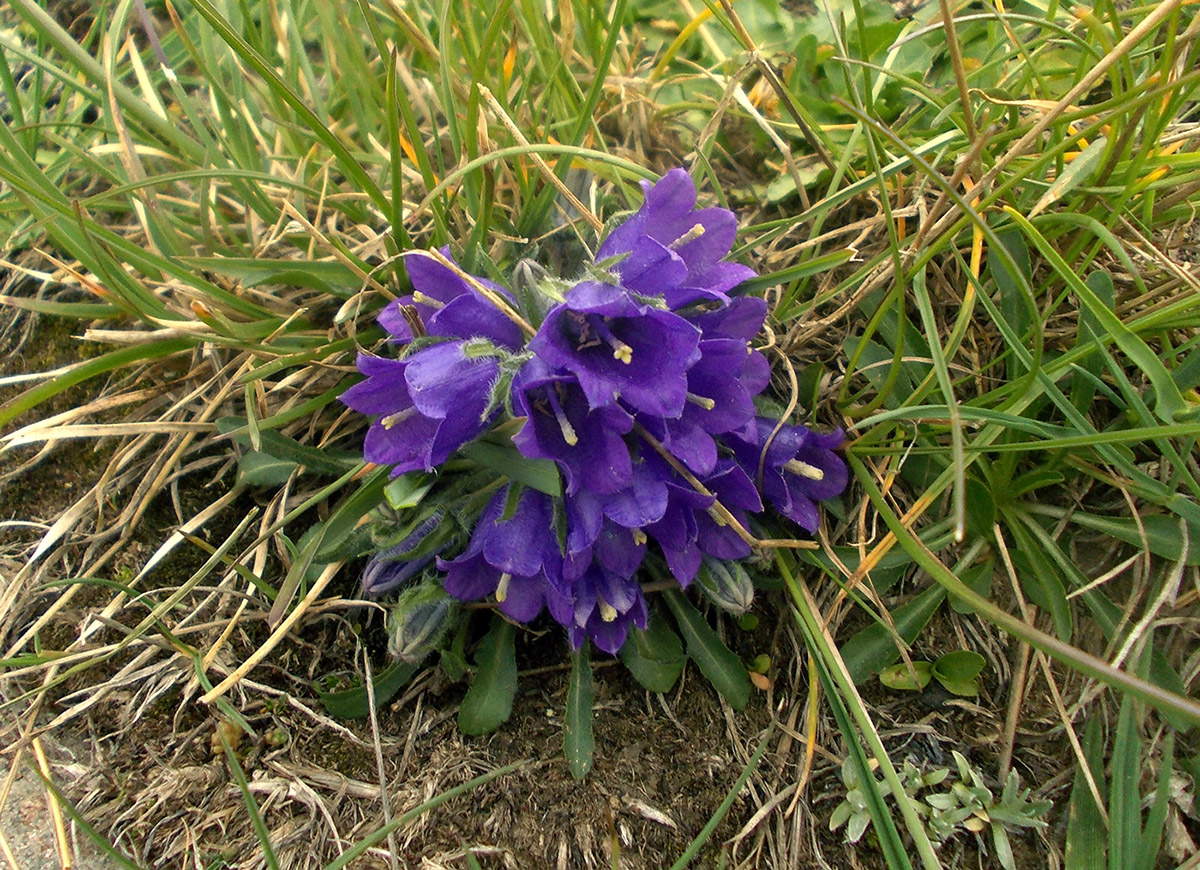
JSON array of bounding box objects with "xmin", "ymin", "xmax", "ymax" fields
[
  {"xmin": 662, "ymin": 590, "xmax": 750, "ymax": 710},
  {"xmin": 177, "ymin": 256, "xmax": 362, "ymax": 296},
  {"xmin": 1029, "ymin": 136, "xmax": 1107, "ymax": 218},
  {"xmin": 964, "ymin": 477, "xmax": 996, "ymax": 540},
  {"xmin": 618, "ymin": 615, "xmax": 686, "ymax": 693},
  {"xmin": 949, "ymin": 556, "xmax": 994, "ymax": 615},
  {"xmin": 937, "ymin": 679, "xmax": 980, "ymax": 697},
  {"xmin": 218, "ymin": 416, "xmax": 362, "ymax": 475},
  {"xmin": 564, "ymin": 645, "xmax": 595, "ymax": 780},
  {"xmin": 841, "ymin": 583, "xmax": 946, "ymax": 684},
  {"xmin": 932, "ymin": 650, "xmax": 986, "ymax": 684},
  {"xmin": 805, "ymin": 544, "xmax": 914, "ymax": 597},
  {"xmin": 879, "ymin": 660, "xmax": 933, "ymax": 691},
  {"xmin": 989, "ymin": 230, "xmax": 1033, "ymax": 350},
  {"xmin": 458, "ymin": 616, "xmax": 518, "ymax": 735},
  {"xmin": 1137, "ymin": 731, "xmax": 1174, "ymax": 870},
  {"xmin": 1006, "ymin": 526, "xmax": 1074, "ymax": 641},
  {"xmin": 312, "ymin": 468, "xmax": 389, "ymax": 561},
  {"xmin": 461, "ymin": 439, "xmax": 562, "ymax": 497},
  {"xmin": 385, "ymin": 473, "xmax": 435, "ymax": 510},
  {"xmin": 237, "ymin": 450, "xmax": 299, "ymax": 486},
  {"xmin": 1066, "ymin": 511, "xmax": 1200, "ymax": 566},
  {"xmin": 1065, "ymin": 717, "xmax": 1107, "ymax": 870},
  {"xmin": 316, "ymin": 661, "xmax": 420, "ymax": 719}
]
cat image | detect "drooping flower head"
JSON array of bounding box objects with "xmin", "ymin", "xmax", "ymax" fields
[{"xmin": 438, "ymin": 484, "xmax": 561, "ymax": 623}]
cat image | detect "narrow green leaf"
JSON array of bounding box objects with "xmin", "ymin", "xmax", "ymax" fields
[
  {"xmin": 1066, "ymin": 511, "xmax": 1200, "ymax": 566},
  {"xmin": 219, "ymin": 730, "xmax": 281, "ymax": 870},
  {"xmin": 316, "ymin": 661, "xmax": 420, "ymax": 719},
  {"xmin": 841, "ymin": 583, "xmax": 946, "ymax": 684},
  {"xmin": 662, "ymin": 590, "xmax": 750, "ymax": 710},
  {"xmin": 1029, "ymin": 136, "xmax": 1108, "ymax": 217},
  {"xmin": 177, "ymin": 256, "xmax": 361, "ymax": 296},
  {"xmin": 27, "ymin": 769, "xmax": 143, "ymax": 870},
  {"xmin": 668, "ymin": 726, "xmax": 774, "ymax": 870},
  {"xmin": 618, "ymin": 615, "xmax": 686, "ymax": 693},
  {"xmin": 849, "ymin": 454, "xmax": 1200, "ymax": 727},
  {"xmin": 564, "ymin": 645, "xmax": 595, "ymax": 780},
  {"xmin": 1007, "ymin": 212, "xmax": 1191, "ymax": 424},
  {"xmin": 323, "ymin": 761, "xmax": 527, "ymax": 870},
  {"xmin": 237, "ymin": 450, "xmax": 299, "ymax": 487},
  {"xmin": 1065, "ymin": 717, "xmax": 1107, "ymax": 870},
  {"xmin": 0, "ymin": 338, "xmax": 190, "ymax": 429},
  {"xmin": 461, "ymin": 439, "xmax": 562, "ymax": 497},
  {"xmin": 1110, "ymin": 691, "xmax": 1142, "ymax": 870},
  {"xmin": 1137, "ymin": 731, "xmax": 1174, "ymax": 870},
  {"xmin": 458, "ymin": 616, "xmax": 518, "ymax": 735},
  {"xmin": 312, "ymin": 467, "xmax": 389, "ymax": 561}
]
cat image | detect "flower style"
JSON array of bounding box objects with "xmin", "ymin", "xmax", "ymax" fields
[
  {"xmin": 729, "ymin": 418, "xmax": 848, "ymax": 533},
  {"xmin": 595, "ymin": 168, "xmax": 756, "ymax": 310}
]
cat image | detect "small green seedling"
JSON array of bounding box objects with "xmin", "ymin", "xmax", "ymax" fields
[{"xmin": 879, "ymin": 650, "xmax": 987, "ymax": 697}]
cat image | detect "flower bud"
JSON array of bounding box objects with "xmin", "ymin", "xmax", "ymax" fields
[
  {"xmin": 361, "ymin": 513, "xmax": 444, "ymax": 597},
  {"xmin": 386, "ymin": 580, "xmax": 459, "ymax": 664},
  {"xmin": 695, "ymin": 556, "xmax": 755, "ymax": 615}
]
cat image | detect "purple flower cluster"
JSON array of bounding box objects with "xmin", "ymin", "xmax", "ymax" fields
[{"xmin": 343, "ymin": 170, "xmax": 847, "ymax": 654}]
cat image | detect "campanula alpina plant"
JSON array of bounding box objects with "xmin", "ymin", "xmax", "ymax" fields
[{"xmin": 340, "ymin": 168, "xmax": 848, "ymax": 768}]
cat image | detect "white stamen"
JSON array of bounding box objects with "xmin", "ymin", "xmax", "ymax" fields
[
  {"xmin": 686, "ymin": 392, "xmax": 716, "ymax": 410},
  {"xmin": 669, "ymin": 222, "xmax": 706, "ymax": 250},
  {"xmin": 496, "ymin": 572, "xmax": 512, "ymax": 602},
  {"xmin": 381, "ymin": 408, "xmax": 416, "ymax": 430},
  {"xmin": 785, "ymin": 459, "xmax": 825, "ymax": 481},
  {"xmin": 598, "ymin": 597, "xmax": 618, "ymax": 622}
]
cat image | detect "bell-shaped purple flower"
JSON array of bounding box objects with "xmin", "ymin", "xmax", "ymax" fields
[
  {"xmin": 378, "ymin": 249, "xmax": 523, "ymax": 349},
  {"xmin": 729, "ymin": 418, "xmax": 848, "ymax": 533},
  {"xmin": 644, "ymin": 336, "xmax": 771, "ymax": 476},
  {"xmin": 511, "ymin": 359, "xmax": 634, "ymax": 497},
  {"xmin": 438, "ymin": 485, "xmax": 562, "ymax": 622},
  {"xmin": 595, "ymin": 168, "xmax": 756, "ymax": 310},
  {"xmin": 341, "ymin": 341, "xmax": 503, "ymax": 476},
  {"xmin": 529, "ymin": 280, "xmax": 701, "ymax": 417},
  {"xmin": 547, "ymin": 559, "xmax": 649, "ymax": 655}
]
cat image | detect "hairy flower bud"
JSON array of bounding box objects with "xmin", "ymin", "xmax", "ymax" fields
[
  {"xmin": 386, "ymin": 580, "xmax": 459, "ymax": 664},
  {"xmin": 695, "ymin": 556, "xmax": 755, "ymax": 615},
  {"xmin": 361, "ymin": 513, "xmax": 445, "ymax": 597}
]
